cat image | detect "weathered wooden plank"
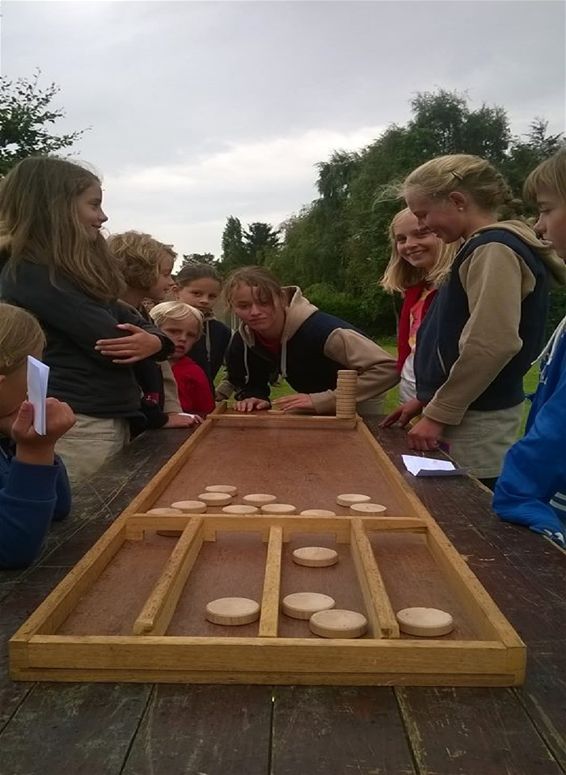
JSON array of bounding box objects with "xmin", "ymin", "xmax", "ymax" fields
[
  {"xmin": 396, "ymin": 685, "xmax": 563, "ymax": 775},
  {"xmin": 0, "ymin": 682, "xmax": 152, "ymax": 774},
  {"xmin": 122, "ymin": 685, "xmax": 272, "ymax": 775},
  {"xmin": 271, "ymin": 686, "xmax": 416, "ymax": 775}
]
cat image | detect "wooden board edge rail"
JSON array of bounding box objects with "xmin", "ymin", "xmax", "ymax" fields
[{"xmin": 258, "ymin": 526, "xmax": 283, "ymax": 637}]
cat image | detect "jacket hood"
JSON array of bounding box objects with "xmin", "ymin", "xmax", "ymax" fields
[{"xmin": 473, "ymin": 220, "xmax": 566, "ymax": 287}]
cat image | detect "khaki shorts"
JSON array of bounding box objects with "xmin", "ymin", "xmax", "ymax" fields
[
  {"xmin": 55, "ymin": 414, "xmax": 130, "ymax": 486},
  {"xmin": 357, "ymin": 395, "xmax": 386, "ymax": 418},
  {"xmin": 443, "ymin": 403, "xmax": 524, "ymax": 479}
]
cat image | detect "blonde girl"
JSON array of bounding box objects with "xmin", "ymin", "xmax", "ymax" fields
[
  {"xmin": 493, "ymin": 149, "xmax": 566, "ymax": 547},
  {"xmin": 398, "ymin": 153, "xmax": 566, "ymax": 488},
  {"xmin": 0, "ymin": 157, "xmax": 174, "ymax": 484},
  {"xmin": 0, "ymin": 303, "xmax": 75, "ymax": 568},
  {"xmin": 381, "ymin": 208, "xmax": 455, "ymax": 403}
]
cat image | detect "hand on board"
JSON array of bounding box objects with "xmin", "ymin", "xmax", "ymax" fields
[
  {"xmin": 95, "ymin": 324, "xmax": 162, "ymax": 364},
  {"xmin": 164, "ymin": 413, "xmax": 202, "ymax": 428},
  {"xmin": 407, "ymin": 416, "xmax": 445, "ymax": 452},
  {"xmin": 273, "ymin": 394, "xmax": 315, "ymax": 413},
  {"xmin": 379, "ymin": 398, "xmax": 423, "ymax": 428},
  {"xmin": 234, "ymin": 397, "xmax": 271, "ymax": 413}
]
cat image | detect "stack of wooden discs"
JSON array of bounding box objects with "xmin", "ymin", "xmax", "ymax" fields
[{"xmin": 335, "ymin": 369, "xmax": 358, "ymax": 418}]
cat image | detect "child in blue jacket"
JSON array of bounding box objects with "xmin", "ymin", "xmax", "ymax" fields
[
  {"xmin": 0, "ymin": 303, "xmax": 74, "ymax": 568},
  {"xmin": 493, "ymin": 150, "xmax": 566, "ymax": 548}
]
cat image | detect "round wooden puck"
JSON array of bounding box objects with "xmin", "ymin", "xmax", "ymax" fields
[
  {"xmin": 292, "ymin": 547, "xmax": 339, "ymax": 567},
  {"xmin": 243, "ymin": 493, "xmax": 277, "ymax": 505},
  {"xmin": 205, "ymin": 484, "xmax": 238, "ymax": 495},
  {"xmin": 299, "ymin": 509, "xmax": 337, "ymax": 516},
  {"xmin": 336, "ymin": 493, "xmax": 371, "ymax": 507},
  {"xmin": 260, "ymin": 503, "xmax": 296, "ymax": 514},
  {"xmin": 396, "ymin": 607, "xmax": 454, "ymax": 637},
  {"xmin": 282, "ymin": 592, "xmax": 335, "ymax": 620},
  {"xmin": 198, "ymin": 492, "xmax": 233, "ymax": 506},
  {"xmin": 205, "ymin": 597, "xmax": 260, "ymax": 626},
  {"xmin": 349, "ymin": 502, "xmax": 387, "ymax": 515},
  {"xmin": 147, "ymin": 507, "xmax": 183, "ymax": 515},
  {"xmin": 222, "ymin": 504, "xmax": 259, "ymax": 514},
  {"xmin": 170, "ymin": 500, "xmax": 207, "ymax": 513},
  {"xmin": 309, "ymin": 609, "xmax": 368, "ymax": 639}
]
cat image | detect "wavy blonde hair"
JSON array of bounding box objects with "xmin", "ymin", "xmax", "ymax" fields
[
  {"xmin": 380, "ymin": 208, "xmax": 458, "ymax": 293},
  {"xmin": 223, "ymin": 266, "xmax": 285, "ymax": 307},
  {"xmin": 107, "ymin": 231, "xmax": 176, "ymax": 291},
  {"xmin": 149, "ymin": 301, "xmax": 203, "ymax": 338},
  {"xmin": 402, "ymin": 154, "xmax": 515, "ymax": 213},
  {"xmin": 523, "ymin": 149, "xmax": 566, "ymax": 204},
  {"xmin": 0, "ymin": 156, "xmax": 122, "ymax": 302},
  {"xmin": 0, "ymin": 303, "xmax": 45, "ymax": 375}
]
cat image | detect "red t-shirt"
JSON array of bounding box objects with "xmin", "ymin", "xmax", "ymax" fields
[
  {"xmin": 171, "ymin": 356, "xmax": 215, "ymax": 415},
  {"xmin": 254, "ymin": 331, "xmax": 281, "ymax": 357}
]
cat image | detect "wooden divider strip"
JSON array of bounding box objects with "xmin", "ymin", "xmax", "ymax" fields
[
  {"xmin": 258, "ymin": 526, "xmax": 284, "ymax": 637},
  {"xmin": 132, "ymin": 518, "xmax": 204, "ymax": 636},
  {"xmin": 350, "ymin": 519, "xmax": 400, "ymax": 639}
]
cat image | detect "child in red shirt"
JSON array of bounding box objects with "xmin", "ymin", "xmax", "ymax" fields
[{"xmin": 149, "ymin": 302, "xmax": 215, "ymax": 415}]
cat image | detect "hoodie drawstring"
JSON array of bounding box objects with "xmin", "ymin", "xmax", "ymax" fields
[
  {"xmin": 532, "ymin": 313, "xmax": 566, "ymax": 368},
  {"xmin": 280, "ymin": 339, "xmax": 288, "ymax": 381}
]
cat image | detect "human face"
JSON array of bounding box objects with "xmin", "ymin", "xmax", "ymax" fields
[
  {"xmin": 177, "ymin": 277, "xmax": 221, "ymax": 317},
  {"xmin": 147, "ymin": 254, "xmax": 175, "ymax": 303},
  {"xmin": 534, "ymin": 190, "xmax": 566, "ymax": 260},
  {"xmin": 76, "ymin": 183, "xmax": 108, "ymax": 241},
  {"xmin": 405, "ymin": 190, "xmax": 467, "ymax": 243},
  {"xmin": 229, "ymin": 283, "xmax": 286, "ymax": 340},
  {"xmin": 161, "ymin": 316, "xmax": 201, "ymax": 361},
  {"xmin": 393, "ymin": 211, "xmax": 440, "ymax": 270}
]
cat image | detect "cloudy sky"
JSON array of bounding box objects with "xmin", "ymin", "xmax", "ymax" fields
[{"xmin": 2, "ymin": 1, "xmax": 565, "ymax": 262}]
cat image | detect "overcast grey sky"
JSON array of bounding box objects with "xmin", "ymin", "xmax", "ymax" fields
[{"xmin": 2, "ymin": 1, "xmax": 565, "ymax": 261}]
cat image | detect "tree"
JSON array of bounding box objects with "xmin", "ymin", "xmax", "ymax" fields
[
  {"xmin": 0, "ymin": 70, "xmax": 85, "ymax": 175},
  {"xmin": 220, "ymin": 216, "xmax": 247, "ymax": 270},
  {"xmin": 179, "ymin": 252, "xmax": 217, "ymax": 270},
  {"xmin": 242, "ymin": 222, "xmax": 281, "ymax": 265}
]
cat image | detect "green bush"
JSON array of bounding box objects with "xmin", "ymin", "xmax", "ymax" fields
[
  {"xmin": 547, "ymin": 289, "xmax": 566, "ymax": 335},
  {"xmin": 305, "ymin": 283, "xmax": 397, "ymax": 338}
]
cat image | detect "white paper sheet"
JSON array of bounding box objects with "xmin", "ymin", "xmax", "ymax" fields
[
  {"xmin": 27, "ymin": 356, "xmax": 50, "ymax": 435},
  {"xmin": 401, "ymin": 454, "xmax": 466, "ymax": 477}
]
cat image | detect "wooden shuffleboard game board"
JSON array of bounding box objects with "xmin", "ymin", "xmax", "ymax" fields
[{"xmin": 10, "ymin": 406, "xmax": 526, "ymax": 686}]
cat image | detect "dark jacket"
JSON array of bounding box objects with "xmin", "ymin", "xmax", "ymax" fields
[
  {"xmin": 0, "ymin": 260, "xmax": 174, "ymax": 419},
  {"xmin": 0, "ymin": 438, "xmax": 71, "ymax": 569},
  {"xmin": 190, "ymin": 318, "xmax": 232, "ymax": 390}
]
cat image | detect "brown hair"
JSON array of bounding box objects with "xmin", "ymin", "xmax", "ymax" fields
[
  {"xmin": 402, "ymin": 154, "xmax": 514, "ymax": 213},
  {"xmin": 0, "ymin": 303, "xmax": 45, "ymax": 375},
  {"xmin": 149, "ymin": 301, "xmax": 204, "ymax": 338},
  {"xmin": 0, "ymin": 156, "xmax": 123, "ymax": 302},
  {"xmin": 523, "ymin": 149, "xmax": 566, "ymax": 204},
  {"xmin": 176, "ymin": 262, "xmax": 221, "ymax": 288},
  {"xmin": 107, "ymin": 231, "xmax": 176, "ymax": 291},
  {"xmin": 380, "ymin": 208, "xmax": 458, "ymax": 293},
  {"xmin": 223, "ymin": 266, "xmax": 285, "ymax": 307}
]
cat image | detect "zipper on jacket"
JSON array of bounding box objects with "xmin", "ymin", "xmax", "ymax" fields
[{"xmin": 437, "ymin": 346, "xmax": 448, "ymax": 376}]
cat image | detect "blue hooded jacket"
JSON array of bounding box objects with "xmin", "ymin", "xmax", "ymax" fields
[
  {"xmin": 493, "ymin": 315, "xmax": 566, "ymax": 542},
  {"xmin": 0, "ymin": 438, "xmax": 71, "ymax": 568}
]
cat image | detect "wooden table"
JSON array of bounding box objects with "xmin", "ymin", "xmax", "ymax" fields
[{"xmin": 0, "ymin": 421, "xmax": 564, "ymax": 775}]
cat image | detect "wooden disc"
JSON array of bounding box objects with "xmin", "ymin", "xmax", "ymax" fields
[
  {"xmin": 205, "ymin": 484, "xmax": 238, "ymax": 495},
  {"xmin": 261, "ymin": 503, "xmax": 296, "ymax": 514},
  {"xmin": 147, "ymin": 507, "xmax": 183, "ymax": 515},
  {"xmin": 205, "ymin": 597, "xmax": 260, "ymax": 626},
  {"xmin": 396, "ymin": 607, "xmax": 454, "ymax": 637},
  {"xmin": 243, "ymin": 493, "xmax": 277, "ymax": 505},
  {"xmin": 222, "ymin": 504, "xmax": 259, "ymax": 514},
  {"xmin": 292, "ymin": 547, "xmax": 339, "ymax": 567},
  {"xmin": 349, "ymin": 502, "xmax": 387, "ymax": 515},
  {"xmin": 281, "ymin": 592, "xmax": 335, "ymax": 620},
  {"xmin": 299, "ymin": 509, "xmax": 337, "ymax": 516},
  {"xmin": 170, "ymin": 500, "xmax": 207, "ymax": 513},
  {"xmin": 336, "ymin": 493, "xmax": 371, "ymax": 507},
  {"xmin": 309, "ymin": 609, "xmax": 368, "ymax": 639},
  {"xmin": 198, "ymin": 492, "xmax": 233, "ymax": 506}
]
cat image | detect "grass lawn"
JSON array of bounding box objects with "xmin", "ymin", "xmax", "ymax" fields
[{"xmin": 220, "ymin": 334, "xmax": 539, "ymax": 439}]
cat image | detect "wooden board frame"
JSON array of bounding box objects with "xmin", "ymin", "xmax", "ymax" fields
[{"xmin": 10, "ymin": 411, "xmax": 526, "ymax": 686}]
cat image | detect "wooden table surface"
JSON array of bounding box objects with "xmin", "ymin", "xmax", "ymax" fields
[{"xmin": 0, "ymin": 421, "xmax": 564, "ymax": 775}]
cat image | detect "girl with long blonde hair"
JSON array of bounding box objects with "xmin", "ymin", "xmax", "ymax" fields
[{"xmin": 0, "ymin": 157, "xmax": 173, "ymax": 484}]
